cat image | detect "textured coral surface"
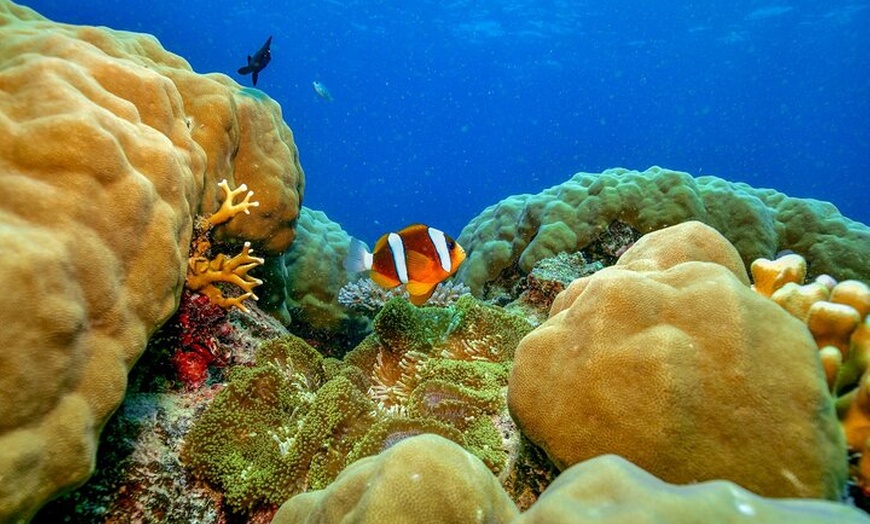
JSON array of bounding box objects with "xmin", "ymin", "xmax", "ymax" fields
[
  {"xmin": 0, "ymin": 1, "xmax": 302, "ymax": 520},
  {"xmin": 458, "ymin": 166, "xmax": 870, "ymax": 297},
  {"xmin": 508, "ymin": 221, "xmax": 847, "ymax": 499},
  {"xmin": 273, "ymin": 435, "xmax": 868, "ymax": 524},
  {"xmin": 272, "ymin": 434, "xmax": 520, "ymax": 524},
  {"xmin": 513, "ymin": 454, "xmax": 870, "ymax": 524}
]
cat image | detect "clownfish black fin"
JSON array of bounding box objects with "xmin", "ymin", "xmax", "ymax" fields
[{"xmin": 344, "ymin": 238, "xmax": 372, "ymax": 274}]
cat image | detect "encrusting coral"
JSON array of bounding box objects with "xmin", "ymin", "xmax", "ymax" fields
[
  {"xmin": 0, "ymin": 1, "xmax": 303, "ymax": 520},
  {"xmin": 508, "ymin": 221, "xmax": 846, "ymax": 500}
]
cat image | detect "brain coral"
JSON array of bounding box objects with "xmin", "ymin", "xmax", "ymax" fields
[
  {"xmin": 457, "ymin": 166, "xmax": 869, "ymax": 297},
  {"xmin": 508, "ymin": 221, "xmax": 847, "ymax": 500},
  {"xmin": 0, "ymin": 1, "xmax": 303, "ymax": 520}
]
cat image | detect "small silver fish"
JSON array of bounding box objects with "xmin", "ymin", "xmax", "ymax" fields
[{"xmin": 313, "ymin": 81, "xmax": 333, "ymax": 101}]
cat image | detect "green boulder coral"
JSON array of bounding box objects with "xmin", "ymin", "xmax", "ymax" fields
[{"xmin": 457, "ymin": 166, "xmax": 870, "ymax": 297}]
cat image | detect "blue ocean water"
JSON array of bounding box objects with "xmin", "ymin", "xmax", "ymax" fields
[{"xmin": 19, "ymin": 0, "xmax": 869, "ymax": 244}]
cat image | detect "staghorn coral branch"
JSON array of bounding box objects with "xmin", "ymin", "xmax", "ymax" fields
[
  {"xmin": 186, "ymin": 242, "xmax": 265, "ymax": 312},
  {"xmin": 207, "ymin": 179, "xmax": 260, "ymax": 226}
]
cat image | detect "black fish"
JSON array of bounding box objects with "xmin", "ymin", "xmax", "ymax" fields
[{"xmin": 237, "ymin": 36, "xmax": 272, "ymax": 86}]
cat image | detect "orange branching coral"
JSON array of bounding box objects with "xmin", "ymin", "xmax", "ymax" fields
[
  {"xmin": 808, "ymin": 301, "xmax": 862, "ymax": 356},
  {"xmin": 208, "ymin": 179, "xmax": 261, "ymax": 226},
  {"xmin": 752, "ymin": 254, "xmax": 870, "ymax": 494},
  {"xmin": 186, "ymin": 179, "xmax": 264, "ymax": 311},
  {"xmin": 186, "ymin": 242, "xmax": 265, "ymax": 312},
  {"xmin": 750, "ymin": 254, "xmax": 807, "ymax": 297}
]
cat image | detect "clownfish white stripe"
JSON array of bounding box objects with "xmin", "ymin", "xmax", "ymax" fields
[
  {"xmin": 387, "ymin": 232, "xmax": 409, "ymax": 284},
  {"xmin": 428, "ymin": 227, "xmax": 451, "ymax": 273}
]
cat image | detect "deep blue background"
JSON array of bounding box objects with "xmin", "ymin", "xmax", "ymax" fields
[{"xmin": 17, "ymin": 1, "xmax": 870, "ymax": 243}]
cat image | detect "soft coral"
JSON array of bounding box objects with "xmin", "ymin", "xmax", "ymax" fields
[{"xmin": 167, "ymin": 289, "xmax": 235, "ymax": 388}]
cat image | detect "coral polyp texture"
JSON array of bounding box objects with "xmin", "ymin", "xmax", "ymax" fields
[
  {"xmin": 272, "ymin": 435, "xmax": 868, "ymax": 524},
  {"xmin": 508, "ymin": 221, "xmax": 847, "ymax": 500},
  {"xmin": 457, "ymin": 166, "xmax": 870, "ymax": 297},
  {"xmin": 749, "ymin": 253, "xmax": 870, "ymax": 494},
  {"xmin": 182, "ymin": 296, "xmax": 534, "ymax": 514},
  {"xmin": 259, "ymin": 207, "xmax": 356, "ymax": 330},
  {"xmin": 272, "ymin": 434, "xmax": 521, "ymax": 524},
  {"xmin": 0, "ymin": 1, "xmax": 303, "ymax": 520}
]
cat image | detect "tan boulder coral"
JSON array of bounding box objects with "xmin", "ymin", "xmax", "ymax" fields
[
  {"xmin": 515, "ymin": 455, "xmax": 870, "ymax": 524},
  {"xmin": 0, "ymin": 1, "xmax": 303, "ymax": 520},
  {"xmin": 271, "ymin": 434, "xmax": 520, "ymax": 524},
  {"xmin": 508, "ymin": 221, "xmax": 846, "ymax": 500},
  {"xmin": 457, "ymin": 166, "xmax": 869, "ymax": 297}
]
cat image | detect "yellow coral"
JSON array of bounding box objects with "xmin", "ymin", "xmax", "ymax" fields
[
  {"xmin": 770, "ymin": 281, "xmax": 830, "ymax": 323},
  {"xmin": 838, "ymin": 371, "xmax": 870, "ymax": 450},
  {"xmin": 186, "ymin": 241, "xmax": 264, "ymax": 312},
  {"xmin": 186, "ymin": 179, "xmax": 265, "ymax": 312},
  {"xmin": 749, "ymin": 254, "xmax": 807, "ymax": 297},
  {"xmin": 207, "ymin": 178, "xmax": 260, "ymax": 226},
  {"xmin": 831, "ymin": 280, "xmax": 870, "ymax": 319},
  {"xmin": 807, "ymin": 301, "xmax": 861, "ymax": 356}
]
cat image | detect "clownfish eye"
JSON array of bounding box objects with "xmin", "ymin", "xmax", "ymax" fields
[{"xmin": 447, "ymin": 239, "xmax": 455, "ymax": 249}]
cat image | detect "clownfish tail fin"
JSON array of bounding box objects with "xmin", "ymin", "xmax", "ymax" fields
[{"xmin": 344, "ymin": 238, "xmax": 373, "ymax": 274}]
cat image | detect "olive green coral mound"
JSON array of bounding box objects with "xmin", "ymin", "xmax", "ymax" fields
[
  {"xmin": 183, "ymin": 297, "xmax": 534, "ymax": 513},
  {"xmin": 259, "ymin": 207, "xmax": 356, "ymax": 330},
  {"xmin": 514, "ymin": 455, "xmax": 870, "ymax": 524},
  {"xmin": 457, "ymin": 166, "xmax": 869, "ymax": 296}
]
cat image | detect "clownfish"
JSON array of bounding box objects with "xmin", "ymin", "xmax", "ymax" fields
[{"xmin": 344, "ymin": 224, "xmax": 466, "ymax": 306}]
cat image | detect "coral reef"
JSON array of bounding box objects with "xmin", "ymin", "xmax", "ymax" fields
[
  {"xmin": 260, "ymin": 208, "xmax": 472, "ymax": 350},
  {"xmin": 513, "ymin": 454, "xmax": 870, "ymax": 524},
  {"xmin": 750, "ymin": 253, "xmax": 870, "ymax": 497},
  {"xmin": 272, "ymin": 434, "xmax": 520, "ymax": 524},
  {"xmin": 508, "ymin": 221, "xmax": 846, "ymax": 499},
  {"xmin": 32, "ymin": 298, "xmax": 290, "ymax": 523},
  {"xmin": 272, "ymin": 435, "xmax": 869, "ymax": 524},
  {"xmin": 0, "ymin": 1, "xmax": 303, "ymax": 520},
  {"xmin": 182, "ymin": 296, "xmax": 534, "ymax": 514},
  {"xmin": 506, "ymin": 251, "xmax": 604, "ymax": 324},
  {"xmin": 338, "ymin": 278, "xmax": 471, "ymax": 315},
  {"xmin": 457, "ymin": 166, "xmax": 870, "ymax": 298},
  {"xmin": 167, "ymin": 290, "xmax": 236, "ymax": 389},
  {"xmin": 258, "ymin": 208, "xmax": 354, "ymax": 331}
]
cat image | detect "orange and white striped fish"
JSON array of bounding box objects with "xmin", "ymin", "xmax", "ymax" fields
[{"xmin": 344, "ymin": 224, "xmax": 466, "ymax": 305}]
